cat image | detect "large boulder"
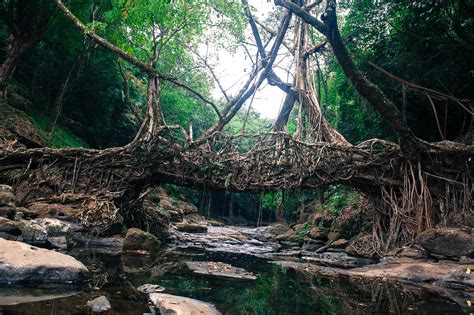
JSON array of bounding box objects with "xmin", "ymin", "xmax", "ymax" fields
[
  {"xmin": 123, "ymin": 228, "xmax": 161, "ymax": 253},
  {"xmin": 0, "ymin": 238, "xmax": 89, "ymax": 283},
  {"xmin": 416, "ymin": 228, "xmax": 474, "ymax": 258}
]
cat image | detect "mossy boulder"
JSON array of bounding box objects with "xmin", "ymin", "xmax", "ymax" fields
[{"xmin": 123, "ymin": 228, "xmax": 161, "ymax": 253}]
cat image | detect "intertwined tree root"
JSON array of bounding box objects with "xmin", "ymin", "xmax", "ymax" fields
[{"xmin": 1, "ymin": 128, "xmax": 472, "ymax": 252}]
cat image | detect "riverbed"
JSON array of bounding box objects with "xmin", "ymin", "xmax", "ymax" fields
[{"xmin": 0, "ymin": 225, "xmax": 471, "ymax": 314}]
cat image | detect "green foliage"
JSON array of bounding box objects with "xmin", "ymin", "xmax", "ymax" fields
[
  {"xmin": 295, "ymin": 222, "xmax": 310, "ymax": 238},
  {"xmin": 324, "ymin": 185, "xmax": 362, "ymax": 215}
]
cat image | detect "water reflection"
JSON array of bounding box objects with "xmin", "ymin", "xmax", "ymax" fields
[{"xmin": 0, "ymin": 248, "xmax": 467, "ymax": 314}]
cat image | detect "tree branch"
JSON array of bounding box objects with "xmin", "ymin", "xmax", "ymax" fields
[{"xmin": 52, "ymin": 0, "xmax": 222, "ymax": 120}]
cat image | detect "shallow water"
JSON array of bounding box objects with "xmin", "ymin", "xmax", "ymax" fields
[{"xmin": 0, "ymin": 247, "xmax": 468, "ymax": 315}]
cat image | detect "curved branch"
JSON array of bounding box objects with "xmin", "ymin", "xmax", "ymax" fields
[{"xmin": 52, "ymin": 0, "xmax": 222, "ymax": 120}]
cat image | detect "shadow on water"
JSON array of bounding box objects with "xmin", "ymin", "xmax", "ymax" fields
[{"xmin": 0, "ymin": 248, "xmax": 468, "ymax": 314}]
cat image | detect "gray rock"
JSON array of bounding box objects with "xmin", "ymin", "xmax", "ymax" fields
[
  {"xmin": 0, "ymin": 238, "xmax": 89, "ymax": 283},
  {"xmin": 175, "ymin": 222, "xmax": 208, "ymax": 233},
  {"xmin": 150, "ymin": 293, "xmax": 221, "ymax": 315},
  {"xmin": 417, "ymin": 228, "xmax": 474, "ymax": 258},
  {"xmin": 48, "ymin": 236, "xmax": 68, "ymax": 250},
  {"xmin": 87, "ymin": 295, "xmax": 111, "ymax": 312},
  {"xmin": 123, "ymin": 228, "xmax": 161, "ymax": 253},
  {"xmin": 35, "ymin": 218, "xmax": 72, "ymax": 236},
  {"xmin": 137, "ymin": 284, "xmax": 165, "ymax": 294},
  {"xmin": 18, "ymin": 220, "xmax": 48, "ymax": 244}
]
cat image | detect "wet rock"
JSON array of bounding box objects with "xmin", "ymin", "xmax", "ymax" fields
[
  {"xmin": 121, "ymin": 253, "xmax": 158, "ymax": 274},
  {"xmin": 186, "ymin": 261, "xmax": 257, "ymax": 280},
  {"xmin": 48, "ymin": 236, "xmax": 68, "ymax": 250},
  {"xmin": 240, "ymin": 223, "xmax": 289, "ymax": 242},
  {"xmin": 149, "ymin": 293, "xmax": 221, "ymax": 315},
  {"xmin": 175, "ymin": 222, "xmax": 208, "ymax": 233},
  {"xmin": 123, "ymin": 228, "xmax": 161, "ymax": 253},
  {"xmin": 137, "ymin": 284, "xmax": 165, "ymax": 294},
  {"xmin": 417, "ymin": 228, "xmax": 474, "ymax": 258},
  {"xmin": 87, "ymin": 295, "xmax": 111, "ymax": 313},
  {"xmin": 302, "ymin": 241, "xmax": 324, "ymax": 252},
  {"xmin": 303, "ymin": 251, "xmax": 375, "ymax": 269},
  {"xmin": 0, "ymin": 238, "xmax": 89, "ymax": 283},
  {"xmin": 331, "ymin": 239, "xmax": 349, "ymax": 249},
  {"xmin": 309, "ymin": 227, "xmax": 328, "ymax": 241},
  {"xmin": 0, "ymin": 185, "xmax": 15, "ymax": 206}
]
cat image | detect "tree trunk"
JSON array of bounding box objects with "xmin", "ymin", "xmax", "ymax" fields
[{"xmin": 0, "ymin": 35, "xmax": 39, "ymax": 80}]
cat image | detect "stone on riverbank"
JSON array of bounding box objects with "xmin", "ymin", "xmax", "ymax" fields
[
  {"xmin": 149, "ymin": 293, "xmax": 221, "ymax": 315},
  {"xmin": 0, "ymin": 238, "xmax": 89, "ymax": 283},
  {"xmin": 123, "ymin": 228, "xmax": 161, "ymax": 253},
  {"xmin": 186, "ymin": 261, "xmax": 257, "ymax": 280},
  {"xmin": 417, "ymin": 228, "xmax": 474, "ymax": 258},
  {"xmin": 87, "ymin": 295, "xmax": 112, "ymax": 313}
]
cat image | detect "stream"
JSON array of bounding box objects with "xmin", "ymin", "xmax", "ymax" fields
[{"xmin": 0, "ymin": 225, "xmax": 469, "ymax": 314}]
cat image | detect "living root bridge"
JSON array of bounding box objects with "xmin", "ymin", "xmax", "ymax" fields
[{"xmin": 1, "ymin": 128, "xmax": 472, "ymax": 251}]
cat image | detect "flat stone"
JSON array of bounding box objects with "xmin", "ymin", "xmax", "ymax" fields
[
  {"xmin": 175, "ymin": 222, "xmax": 208, "ymax": 233},
  {"xmin": 149, "ymin": 293, "xmax": 221, "ymax": 315},
  {"xmin": 0, "ymin": 238, "xmax": 89, "ymax": 283},
  {"xmin": 302, "ymin": 251, "xmax": 375, "ymax": 269},
  {"xmin": 137, "ymin": 284, "xmax": 165, "ymax": 294},
  {"xmin": 87, "ymin": 295, "xmax": 111, "ymax": 313},
  {"xmin": 417, "ymin": 228, "xmax": 474, "ymax": 258},
  {"xmin": 331, "ymin": 239, "xmax": 349, "ymax": 248},
  {"xmin": 186, "ymin": 261, "xmax": 257, "ymax": 280}
]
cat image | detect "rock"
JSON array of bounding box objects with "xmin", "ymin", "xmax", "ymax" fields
[
  {"xmin": 417, "ymin": 228, "xmax": 474, "ymax": 258},
  {"xmin": 0, "ymin": 206, "xmax": 16, "ymax": 219},
  {"xmin": 302, "ymin": 251, "xmax": 375, "ymax": 269},
  {"xmin": 48, "ymin": 236, "xmax": 68, "ymax": 250},
  {"xmin": 302, "ymin": 242, "xmax": 324, "ymax": 252},
  {"xmin": 18, "ymin": 220, "xmax": 48, "ymax": 244},
  {"xmin": 346, "ymin": 232, "xmax": 379, "ymax": 259},
  {"xmin": 0, "ymin": 185, "xmax": 15, "ymax": 206},
  {"xmin": 149, "ymin": 293, "xmax": 221, "ymax": 315},
  {"xmin": 309, "ymin": 227, "xmax": 328, "ymax": 241},
  {"xmin": 276, "ymin": 229, "xmax": 300, "ymax": 242},
  {"xmin": 26, "ymin": 202, "xmax": 79, "ymax": 221},
  {"xmin": 35, "ymin": 218, "xmax": 72, "ymax": 236},
  {"xmin": 137, "ymin": 284, "xmax": 165, "ymax": 294},
  {"xmin": 186, "ymin": 261, "xmax": 257, "ymax": 280},
  {"xmin": 0, "ymin": 217, "xmax": 21, "ymax": 236},
  {"xmin": 327, "ymin": 231, "xmax": 340, "ymax": 242},
  {"xmin": 397, "ymin": 247, "xmax": 427, "ymax": 259},
  {"xmin": 311, "ymin": 210, "xmax": 334, "ymax": 228},
  {"xmin": 175, "ymin": 222, "xmax": 208, "ymax": 233},
  {"xmin": 0, "ymin": 238, "xmax": 89, "ymax": 283},
  {"xmin": 123, "ymin": 228, "xmax": 161, "ymax": 253},
  {"xmin": 87, "ymin": 296, "xmax": 111, "ymax": 313},
  {"xmin": 331, "ymin": 239, "xmax": 349, "ymax": 248}
]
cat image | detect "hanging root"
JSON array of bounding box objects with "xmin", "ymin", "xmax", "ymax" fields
[{"xmin": 78, "ymin": 197, "xmax": 119, "ymax": 233}]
